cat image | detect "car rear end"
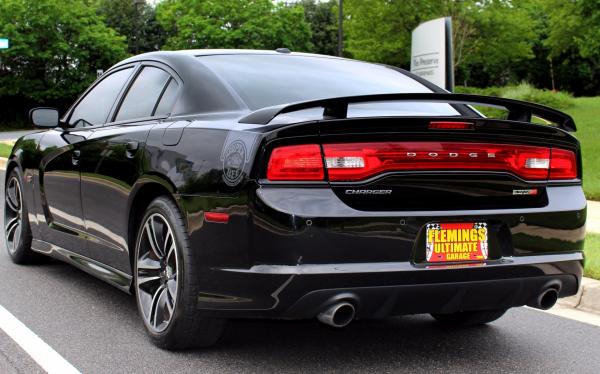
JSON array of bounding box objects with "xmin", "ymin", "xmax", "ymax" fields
[
  {"xmin": 226, "ymin": 112, "xmax": 583, "ymax": 322},
  {"xmin": 196, "ymin": 53, "xmax": 585, "ymax": 323}
]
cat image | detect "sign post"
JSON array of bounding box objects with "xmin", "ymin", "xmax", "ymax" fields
[
  {"xmin": 0, "ymin": 38, "xmax": 9, "ymax": 50},
  {"xmin": 410, "ymin": 17, "xmax": 454, "ymax": 92}
]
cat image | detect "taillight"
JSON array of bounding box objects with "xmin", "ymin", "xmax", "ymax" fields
[
  {"xmin": 549, "ymin": 148, "xmax": 578, "ymax": 180},
  {"xmin": 267, "ymin": 144, "xmax": 324, "ymax": 181},
  {"xmin": 267, "ymin": 142, "xmax": 577, "ymax": 182}
]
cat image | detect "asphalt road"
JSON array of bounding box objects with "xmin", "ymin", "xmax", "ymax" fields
[{"xmin": 0, "ymin": 171, "xmax": 599, "ymax": 374}]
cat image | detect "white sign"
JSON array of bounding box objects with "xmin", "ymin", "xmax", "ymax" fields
[
  {"xmin": 0, "ymin": 38, "xmax": 9, "ymax": 50},
  {"xmin": 410, "ymin": 17, "xmax": 453, "ymax": 91}
]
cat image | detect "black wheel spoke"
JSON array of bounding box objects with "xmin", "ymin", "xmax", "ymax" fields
[
  {"xmin": 5, "ymin": 216, "xmax": 19, "ymax": 237},
  {"xmin": 167, "ymin": 278, "xmax": 177, "ymax": 301},
  {"xmin": 144, "ymin": 218, "xmax": 164, "ymax": 260},
  {"xmin": 150, "ymin": 285, "xmax": 167, "ymax": 329},
  {"xmin": 6, "ymin": 191, "xmax": 19, "ymax": 213},
  {"xmin": 165, "ymin": 286, "xmax": 175, "ymax": 317},
  {"xmin": 136, "ymin": 212, "xmax": 179, "ymax": 333},
  {"xmin": 165, "ymin": 230, "xmax": 175, "ymax": 262},
  {"xmin": 137, "ymin": 274, "xmax": 161, "ymax": 290}
]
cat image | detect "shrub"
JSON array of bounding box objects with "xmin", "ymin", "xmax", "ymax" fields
[
  {"xmin": 455, "ymin": 83, "xmax": 575, "ymax": 109},
  {"xmin": 500, "ymin": 83, "xmax": 574, "ymax": 109}
]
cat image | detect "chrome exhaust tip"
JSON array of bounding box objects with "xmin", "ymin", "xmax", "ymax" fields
[{"xmin": 317, "ymin": 302, "xmax": 356, "ymax": 328}]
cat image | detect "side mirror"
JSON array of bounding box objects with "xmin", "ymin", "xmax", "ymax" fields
[{"xmin": 29, "ymin": 107, "xmax": 59, "ymax": 128}]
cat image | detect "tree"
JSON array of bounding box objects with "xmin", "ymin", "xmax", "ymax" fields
[
  {"xmin": 298, "ymin": 0, "xmax": 338, "ymax": 56},
  {"xmin": 451, "ymin": 0, "xmax": 535, "ymax": 87},
  {"xmin": 0, "ymin": 0, "xmax": 128, "ymax": 102},
  {"xmin": 343, "ymin": 0, "xmax": 535, "ymax": 87},
  {"xmin": 96, "ymin": 0, "xmax": 165, "ymax": 54},
  {"xmin": 542, "ymin": 0, "xmax": 600, "ymax": 95},
  {"xmin": 343, "ymin": 0, "xmax": 431, "ymax": 66},
  {"xmin": 155, "ymin": 0, "xmax": 313, "ymax": 52}
]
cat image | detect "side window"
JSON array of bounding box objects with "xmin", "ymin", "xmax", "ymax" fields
[
  {"xmin": 154, "ymin": 79, "xmax": 179, "ymax": 117},
  {"xmin": 69, "ymin": 68, "xmax": 133, "ymax": 127},
  {"xmin": 115, "ymin": 66, "xmax": 171, "ymax": 122}
]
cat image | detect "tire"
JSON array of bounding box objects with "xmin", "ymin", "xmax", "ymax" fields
[
  {"xmin": 431, "ymin": 309, "xmax": 507, "ymax": 326},
  {"xmin": 4, "ymin": 168, "xmax": 38, "ymax": 264},
  {"xmin": 134, "ymin": 196, "xmax": 226, "ymax": 350}
]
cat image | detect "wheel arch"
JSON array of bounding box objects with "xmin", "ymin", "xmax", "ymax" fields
[
  {"xmin": 126, "ymin": 173, "xmax": 185, "ymax": 285},
  {"xmin": 4, "ymin": 157, "xmax": 22, "ymax": 185},
  {"xmin": 5, "ymin": 160, "xmax": 17, "ymax": 181}
]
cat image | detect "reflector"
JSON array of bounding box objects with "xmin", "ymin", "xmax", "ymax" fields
[{"xmin": 205, "ymin": 212, "xmax": 230, "ymax": 223}]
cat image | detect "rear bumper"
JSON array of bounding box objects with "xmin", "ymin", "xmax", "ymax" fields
[
  {"xmin": 180, "ymin": 185, "xmax": 585, "ymax": 319},
  {"xmin": 196, "ymin": 253, "xmax": 582, "ymax": 319}
]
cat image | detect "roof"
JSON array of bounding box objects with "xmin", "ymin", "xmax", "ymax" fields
[{"xmin": 115, "ymin": 49, "xmax": 346, "ymax": 67}]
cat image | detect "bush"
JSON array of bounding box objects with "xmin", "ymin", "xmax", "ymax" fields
[
  {"xmin": 501, "ymin": 83, "xmax": 575, "ymax": 109},
  {"xmin": 455, "ymin": 83, "xmax": 575, "ymax": 109}
]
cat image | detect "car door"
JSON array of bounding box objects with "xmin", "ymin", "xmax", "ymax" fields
[
  {"xmin": 78, "ymin": 63, "xmax": 181, "ymax": 273},
  {"xmin": 39, "ymin": 67, "xmax": 135, "ymax": 256}
]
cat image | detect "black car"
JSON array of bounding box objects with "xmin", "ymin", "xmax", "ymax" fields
[{"xmin": 5, "ymin": 50, "xmax": 585, "ymax": 350}]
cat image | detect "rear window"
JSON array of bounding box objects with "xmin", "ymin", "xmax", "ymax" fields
[{"xmin": 198, "ymin": 54, "xmax": 459, "ymax": 116}]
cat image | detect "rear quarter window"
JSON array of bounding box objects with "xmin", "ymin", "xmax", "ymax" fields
[{"xmin": 116, "ymin": 66, "xmax": 172, "ymax": 122}]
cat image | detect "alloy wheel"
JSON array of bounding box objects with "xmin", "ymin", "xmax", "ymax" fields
[
  {"xmin": 5, "ymin": 176, "xmax": 22, "ymax": 255},
  {"xmin": 136, "ymin": 213, "xmax": 179, "ymax": 333}
]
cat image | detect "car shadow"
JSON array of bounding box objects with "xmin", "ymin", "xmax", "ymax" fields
[{"xmin": 0, "ymin": 252, "xmax": 549, "ymax": 372}]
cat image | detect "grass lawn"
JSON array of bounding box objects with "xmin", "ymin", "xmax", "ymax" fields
[
  {"xmin": 0, "ymin": 142, "xmax": 13, "ymax": 158},
  {"xmin": 565, "ymin": 97, "xmax": 600, "ymax": 200},
  {"xmin": 585, "ymin": 233, "xmax": 600, "ymax": 280}
]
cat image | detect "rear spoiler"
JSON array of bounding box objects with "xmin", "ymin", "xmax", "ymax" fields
[{"xmin": 238, "ymin": 93, "xmax": 576, "ymax": 132}]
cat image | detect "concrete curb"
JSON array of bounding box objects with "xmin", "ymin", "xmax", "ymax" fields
[
  {"xmin": 559, "ymin": 277, "xmax": 600, "ymax": 315},
  {"xmin": 587, "ymin": 200, "xmax": 600, "ymax": 234},
  {"xmin": 0, "ymin": 157, "xmax": 6, "ymax": 171}
]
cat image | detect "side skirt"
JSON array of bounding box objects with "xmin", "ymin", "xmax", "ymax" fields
[{"xmin": 31, "ymin": 239, "xmax": 132, "ymax": 294}]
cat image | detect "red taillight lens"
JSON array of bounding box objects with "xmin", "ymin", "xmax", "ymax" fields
[
  {"xmin": 267, "ymin": 144, "xmax": 324, "ymax": 181},
  {"xmin": 322, "ymin": 142, "xmax": 558, "ymax": 181},
  {"xmin": 549, "ymin": 148, "xmax": 578, "ymax": 180},
  {"xmin": 267, "ymin": 142, "xmax": 577, "ymax": 182}
]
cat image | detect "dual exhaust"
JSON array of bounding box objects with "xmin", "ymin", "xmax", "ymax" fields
[{"xmin": 317, "ymin": 287, "xmax": 559, "ymax": 327}]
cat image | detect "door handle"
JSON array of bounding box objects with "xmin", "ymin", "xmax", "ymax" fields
[
  {"xmin": 126, "ymin": 141, "xmax": 139, "ymax": 158},
  {"xmin": 72, "ymin": 149, "xmax": 81, "ymax": 165}
]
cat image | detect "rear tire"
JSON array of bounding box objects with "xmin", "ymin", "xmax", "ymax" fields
[
  {"xmin": 431, "ymin": 309, "xmax": 507, "ymax": 326},
  {"xmin": 4, "ymin": 168, "xmax": 39, "ymax": 264},
  {"xmin": 134, "ymin": 196, "xmax": 226, "ymax": 350}
]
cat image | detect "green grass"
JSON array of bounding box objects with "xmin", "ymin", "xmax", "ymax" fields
[
  {"xmin": 565, "ymin": 97, "xmax": 600, "ymax": 200},
  {"xmin": 585, "ymin": 233, "xmax": 600, "ymax": 280},
  {"xmin": 0, "ymin": 143, "xmax": 13, "ymax": 158},
  {"xmin": 457, "ymin": 84, "xmax": 599, "ymax": 200}
]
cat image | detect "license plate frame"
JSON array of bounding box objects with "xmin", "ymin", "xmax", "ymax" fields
[{"xmin": 425, "ymin": 222, "xmax": 489, "ymax": 263}]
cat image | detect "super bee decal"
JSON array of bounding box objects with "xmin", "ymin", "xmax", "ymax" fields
[{"xmin": 220, "ymin": 131, "xmax": 259, "ymax": 187}]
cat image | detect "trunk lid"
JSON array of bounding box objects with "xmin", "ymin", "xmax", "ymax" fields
[{"xmin": 317, "ymin": 117, "xmax": 580, "ymax": 211}]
